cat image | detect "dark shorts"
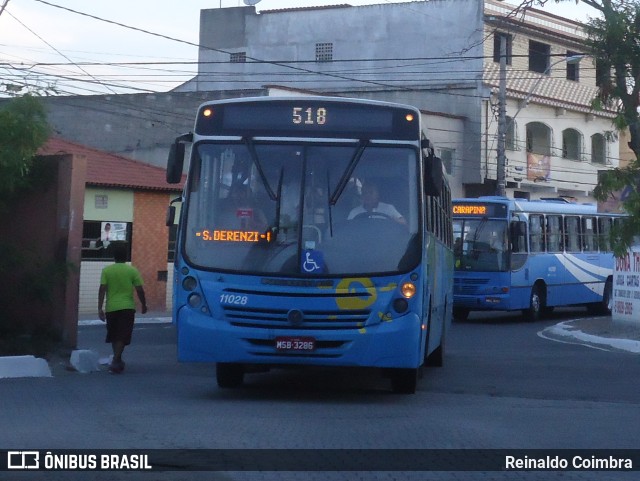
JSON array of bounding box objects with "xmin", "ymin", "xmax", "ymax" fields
[{"xmin": 105, "ymin": 309, "xmax": 135, "ymax": 345}]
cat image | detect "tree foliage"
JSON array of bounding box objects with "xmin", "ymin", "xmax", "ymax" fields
[
  {"xmin": 531, "ymin": 1, "xmax": 640, "ymax": 253},
  {"xmin": 582, "ymin": 0, "xmax": 640, "ymax": 253},
  {"xmin": 0, "ymin": 94, "xmax": 50, "ymax": 208}
]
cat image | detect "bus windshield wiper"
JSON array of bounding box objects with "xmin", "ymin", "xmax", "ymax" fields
[
  {"xmin": 272, "ymin": 167, "xmax": 284, "ymax": 237},
  {"xmin": 243, "ymin": 137, "xmax": 277, "ymax": 201},
  {"xmin": 329, "ymin": 139, "xmax": 368, "ymax": 205}
]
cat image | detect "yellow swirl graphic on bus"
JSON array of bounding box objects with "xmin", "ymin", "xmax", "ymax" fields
[{"xmin": 335, "ymin": 277, "xmax": 377, "ymax": 310}]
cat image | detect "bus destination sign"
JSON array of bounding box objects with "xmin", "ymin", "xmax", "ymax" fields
[
  {"xmin": 195, "ymin": 229, "xmax": 272, "ymax": 243},
  {"xmin": 452, "ymin": 203, "xmax": 507, "ymax": 218},
  {"xmin": 195, "ymin": 99, "xmax": 420, "ymax": 140}
]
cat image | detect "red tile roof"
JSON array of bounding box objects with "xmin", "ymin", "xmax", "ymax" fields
[{"xmin": 39, "ymin": 137, "xmax": 184, "ymax": 191}]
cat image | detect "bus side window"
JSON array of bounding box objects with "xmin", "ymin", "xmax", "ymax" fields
[
  {"xmin": 529, "ymin": 214, "xmax": 544, "ymax": 253},
  {"xmin": 546, "ymin": 215, "xmax": 562, "ymax": 252},
  {"xmin": 598, "ymin": 217, "xmax": 611, "ymax": 251},
  {"xmin": 564, "ymin": 216, "xmax": 581, "ymax": 252},
  {"xmin": 582, "ymin": 216, "xmax": 597, "ymax": 252}
]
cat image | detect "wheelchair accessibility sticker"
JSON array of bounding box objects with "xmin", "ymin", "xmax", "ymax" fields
[{"xmin": 301, "ymin": 250, "xmax": 325, "ymax": 273}]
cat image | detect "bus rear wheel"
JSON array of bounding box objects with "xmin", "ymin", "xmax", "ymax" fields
[
  {"xmin": 452, "ymin": 308, "xmax": 470, "ymax": 322},
  {"xmin": 602, "ymin": 278, "xmax": 613, "ymax": 315},
  {"xmin": 390, "ymin": 368, "xmax": 418, "ymax": 394},
  {"xmin": 216, "ymin": 363, "xmax": 245, "ymax": 388},
  {"xmin": 523, "ymin": 285, "xmax": 543, "ymax": 322},
  {"xmin": 588, "ymin": 278, "xmax": 613, "ymax": 315}
]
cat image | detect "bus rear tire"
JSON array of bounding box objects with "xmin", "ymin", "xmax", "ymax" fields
[
  {"xmin": 587, "ymin": 278, "xmax": 612, "ymax": 315},
  {"xmin": 602, "ymin": 278, "xmax": 613, "ymax": 315},
  {"xmin": 523, "ymin": 285, "xmax": 543, "ymax": 322},
  {"xmin": 390, "ymin": 368, "xmax": 418, "ymax": 394},
  {"xmin": 216, "ymin": 363, "xmax": 245, "ymax": 388},
  {"xmin": 452, "ymin": 308, "xmax": 469, "ymax": 322}
]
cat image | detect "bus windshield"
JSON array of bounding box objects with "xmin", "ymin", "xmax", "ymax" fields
[
  {"xmin": 453, "ymin": 218, "xmax": 508, "ymax": 272},
  {"xmin": 183, "ymin": 141, "xmax": 420, "ymax": 276}
]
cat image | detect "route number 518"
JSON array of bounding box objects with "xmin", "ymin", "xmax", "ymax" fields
[{"xmin": 292, "ymin": 107, "xmax": 327, "ymax": 125}]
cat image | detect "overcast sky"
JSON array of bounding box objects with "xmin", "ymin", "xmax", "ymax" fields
[{"xmin": 0, "ymin": 0, "xmax": 595, "ymax": 96}]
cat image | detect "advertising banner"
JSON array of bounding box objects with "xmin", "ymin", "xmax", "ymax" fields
[{"xmin": 613, "ymin": 246, "xmax": 640, "ymax": 322}]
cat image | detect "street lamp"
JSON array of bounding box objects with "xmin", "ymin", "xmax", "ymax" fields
[{"xmin": 495, "ymin": 54, "xmax": 588, "ymax": 196}]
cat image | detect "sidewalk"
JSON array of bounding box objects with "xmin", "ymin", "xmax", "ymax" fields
[
  {"xmin": 77, "ymin": 310, "xmax": 172, "ymax": 326},
  {"xmin": 538, "ymin": 316, "xmax": 640, "ymax": 353}
]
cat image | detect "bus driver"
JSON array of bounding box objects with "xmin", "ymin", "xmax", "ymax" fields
[{"xmin": 347, "ymin": 179, "xmax": 406, "ymax": 225}]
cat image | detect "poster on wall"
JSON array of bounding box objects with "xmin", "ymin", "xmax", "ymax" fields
[
  {"xmin": 613, "ymin": 246, "xmax": 640, "ymax": 323},
  {"xmin": 100, "ymin": 222, "xmax": 128, "ymax": 242},
  {"xmin": 527, "ymin": 153, "xmax": 551, "ymax": 181}
]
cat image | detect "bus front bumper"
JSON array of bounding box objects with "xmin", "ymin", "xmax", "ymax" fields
[
  {"xmin": 453, "ymin": 294, "xmax": 510, "ymax": 311},
  {"xmin": 175, "ymin": 306, "xmax": 423, "ymax": 369}
]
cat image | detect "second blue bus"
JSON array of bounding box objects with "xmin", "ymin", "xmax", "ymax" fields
[{"xmin": 452, "ymin": 196, "xmax": 624, "ymax": 321}]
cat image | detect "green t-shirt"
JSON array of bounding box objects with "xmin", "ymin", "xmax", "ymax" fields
[{"xmin": 100, "ymin": 263, "xmax": 144, "ymax": 312}]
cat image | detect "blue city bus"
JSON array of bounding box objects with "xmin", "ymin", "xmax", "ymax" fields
[
  {"xmin": 452, "ymin": 196, "xmax": 624, "ymax": 321},
  {"xmin": 166, "ymin": 96, "xmax": 453, "ymax": 393}
]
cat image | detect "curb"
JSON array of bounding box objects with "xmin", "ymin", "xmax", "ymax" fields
[
  {"xmin": 78, "ymin": 317, "xmax": 172, "ymax": 327},
  {"xmin": 538, "ymin": 319, "xmax": 640, "ymax": 354}
]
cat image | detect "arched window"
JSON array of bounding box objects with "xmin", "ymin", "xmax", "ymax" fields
[
  {"xmin": 591, "ymin": 133, "xmax": 606, "ymax": 164},
  {"xmin": 526, "ymin": 122, "xmax": 552, "ymax": 156},
  {"xmin": 562, "ymin": 128, "xmax": 582, "ymax": 160}
]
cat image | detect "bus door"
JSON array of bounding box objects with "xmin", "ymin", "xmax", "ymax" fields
[
  {"xmin": 543, "ymin": 214, "xmax": 566, "ymax": 307},
  {"xmin": 581, "ymin": 215, "xmax": 603, "ymax": 301},
  {"xmin": 509, "ymin": 214, "xmax": 530, "ymax": 309}
]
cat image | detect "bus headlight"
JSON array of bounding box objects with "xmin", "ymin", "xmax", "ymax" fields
[
  {"xmin": 188, "ymin": 293, "xmax": 202, "ymax": 308},
  {"xmin": 393, "ymin": 298, "xmax": 409, "ymax": 314},
  {"xmin": 400, "ymin": 282, "xmax": 416, "ymax": 299},
  {"xmin": 182, "ymin": 276, "xmax": 197, "ymax": 291}
]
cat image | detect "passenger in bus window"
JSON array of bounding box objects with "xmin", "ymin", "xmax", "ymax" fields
[
  {"xmin": 218, "ymin": 183, "xmax": 268, "ymax": 231},
  {"xmin": 347, "ymin": 179, "xmax": 406, "ymax": 225}
]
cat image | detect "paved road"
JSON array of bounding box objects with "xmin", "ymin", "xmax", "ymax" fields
[{"xmin": 2, "ymin": 311, "xmax": 639, "ymax": 481}]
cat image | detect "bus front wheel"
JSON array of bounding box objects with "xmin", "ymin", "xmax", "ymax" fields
[
  {"xmin": 523, "ymin": 285, "xmax": 543, "ymax": 322},
  {"xmin": 216, "ymin": 363, "xmax": 245, "ymax": 388},
  {"xmin": 390, "ymin": 368, "xmax": 418, "ymax": 394}
]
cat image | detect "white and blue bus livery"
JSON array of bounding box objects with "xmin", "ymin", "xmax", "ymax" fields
[{"xmin": 452, "ymin": 196, "xmax": 624, "ymax": 321}]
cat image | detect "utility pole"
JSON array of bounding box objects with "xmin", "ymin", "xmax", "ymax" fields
[{"xmin": 496, "ymin": 35, "xmax": 507, "ymax": 197}]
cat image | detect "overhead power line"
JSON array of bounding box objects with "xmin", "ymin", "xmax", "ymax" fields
[
  {"xmin": 4, "ymin": 8, "xmax": 118, "ymax": 94},
  {"xmin": 31, "ymin": 0, "xmax": 413, "ymax": 92}
]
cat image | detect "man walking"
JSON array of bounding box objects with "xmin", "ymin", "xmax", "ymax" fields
[{"xmin": 97, "ymin": 242, "xmax": 147, "ymax": 374}]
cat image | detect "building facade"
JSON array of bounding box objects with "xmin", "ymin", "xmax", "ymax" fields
[
  {"xmin": 177, "ymin": 1, "xmax": 618, "ymax": 202},
  {"xmin": 20, "ymin": 1, "xmax": 620, "ymax": 208},
  {"xmin": 39, "ymin": 138, "xmax": 183, "ymax": 314},
  {"xmin": 483, "ymin": 1, "xmax": 618, "ymax": 200}
]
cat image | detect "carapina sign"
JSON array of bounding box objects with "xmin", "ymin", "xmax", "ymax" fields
[{"xmin": 613, "ymin": 246, "xmax": 640, "ymax": 322}]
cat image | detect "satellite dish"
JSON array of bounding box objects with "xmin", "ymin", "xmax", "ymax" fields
[{"xmin": 243, "ymin": 0, "xmax": 261, "ymax": 5}]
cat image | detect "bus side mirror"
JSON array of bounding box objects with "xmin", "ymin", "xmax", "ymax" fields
[
  {"xmin": 166, "ymin": 142, "xmax": 185, "ymax": 184},
  {"xmin": 424, "ymin": 156, "xmax": 443, "ymax": 197}
]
